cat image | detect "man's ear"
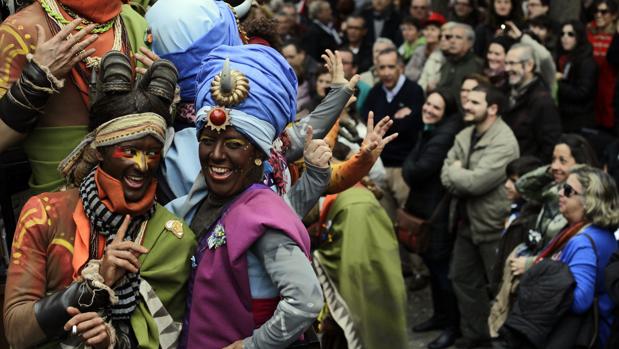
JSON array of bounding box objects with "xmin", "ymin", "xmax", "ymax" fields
[
  {"xmin": 488, "ymin": 103, "xmax": 499, "ymax": 117},
  {"xmin": 95, "ymin": 147, "xmax": 105, "ymax": 163}
]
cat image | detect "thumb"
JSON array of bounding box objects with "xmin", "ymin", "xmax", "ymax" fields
[
  {"xmin": 348, "ymin": 74, "xmax": 360, "ymax": 89},
  {"xmin": 304, "ymin": 125, "xmax": 314, "ymax": 148},
  {"xmin": 66, "ymin": 306, "xmax": 80, "ymax": 316},
  {"xmin": 34, "ymin": 24, "xmax": 46, "ymax": 50}
]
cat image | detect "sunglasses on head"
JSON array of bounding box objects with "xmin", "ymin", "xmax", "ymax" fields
[
  {"xmin": 562, "ymin": 183, "xmax": 581, "ymax": 198},
  {"xmin": 562, "ymin": 31, "xmax": 575, "ymax": 37}
]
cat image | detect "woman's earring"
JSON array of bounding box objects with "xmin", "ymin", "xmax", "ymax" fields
[{"xmin": 254, "ymin": 159, "xmax": 263, "ymax": 166}]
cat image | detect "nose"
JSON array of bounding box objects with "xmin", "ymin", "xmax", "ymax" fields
[
  {"xmin": 132, "ymin": 151, "xmax": 148, "ymax": 172},
  {"xmin": 211, "ymin": 140, "xmax": 226, "ymax": 161}
]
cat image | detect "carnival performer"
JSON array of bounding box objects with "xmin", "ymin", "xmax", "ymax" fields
[
  {"xmin": 0, "ymin": 0, "xmax": 148, "ymax": 193},
  {"xmin": 3, "ymin": 52, "xmax": 195, "ymax": 349},
  {"xmin": 169, "ymin": 44, "xmax": 323, "ymax": 349}
]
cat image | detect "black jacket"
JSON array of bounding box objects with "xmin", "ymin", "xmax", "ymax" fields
[
  {"xmin": 607, "ymin": 33, "xmax": 619, "ymax": 136},
  {"xmin": 303, "ymin": 21, "xmax": 340, "ymax": 62},
  {"xmin": 557, "ymin": 50, "xmax": 598, "ymax": 132},
  {"xmin": 504, "ymin": 77, "xmax": 562, "ymax": 162},
  {"xmin": 605, "ymin": 252, "xmax": 619, "ymax": 349},
  {"xmin": 363, "ymin": 78, "xmax": 425, "ymax": 167},
  {"xmin": 501, "ymin": 259, "xmax": 575, "ymax": 349},
  {"xmin": 361, "ymin": 6, "xmax": 403, "ymax": 46},
  {"xmin": 402, "ymin": 113, "xmax": 462, "ymax": 260}
]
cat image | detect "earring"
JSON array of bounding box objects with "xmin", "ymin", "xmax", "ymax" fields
[{"xmin": 254, "ymin": 159, "xmax": 263, "ymax": 166}]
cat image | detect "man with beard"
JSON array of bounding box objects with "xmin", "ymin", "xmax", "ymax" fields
[
  {"xmin": 503, "ymin": 43, "xmax": 561, "ymax": 162},
  {"xmin": 0, "ymin": 0, "xmax": 148, "ymax": 193},
  {"xmin": 441, "ymin": 83, "xmax": 519, "ymax": 349}
]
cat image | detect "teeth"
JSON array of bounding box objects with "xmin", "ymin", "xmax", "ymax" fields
[
  {"xmin": 210, "ymin": 167, "xmax": 230, "ymax": 174},
  {"xmin": 127, "ymin": 176, "xmax": 143, "ymax": 181}
]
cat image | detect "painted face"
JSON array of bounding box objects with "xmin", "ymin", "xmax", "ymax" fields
[
  {"xmin": 98, "ymin": 135, "xmax": 162, "ymax": 203},
  {"xmin": 494, "ymin": 0, "xmax": 512, "ymax": 17},
  {"xmin": 527, "ymin": 0, "xmax": 548, "ymax": 18},
  {"xmin": 594, "ymin": 3, "xmax": 615, "ymax": 29},
  {"xmin": 199, "ymin": 126, "xmax": 263, "ymax": 199},
  {"xmin": 558, "ymin": 174, "xmax": 586, "ymax": 224},
  {"xmin": 423, "ymin": 24, "xmax": 441, "ymax": 45},
  {"xmin": 561, "ymin": 24, "xmax": 577, "ymax": 52},
  {"xmin": 410, "ymin": 0, "xmax": 429, "ymax": 20},
  {"xmin": 401, "ymin": 23, "xmax": 420, "ymax": 43},
  {"xmin": 550, "ymin": 143, "xmax": 577, "ymax": 183},
  {"xmin": 316, "ymin": 72, "xmax": 332, "ymax": 98},
  {"xmin": 422, "ymin": 92, "xmax": 446, "ymax": 125},
  {"xmin": 459, "ymin": 78, "xmax": 478, "ymax": 109},
  {"xmin": 463, "ymin": 90, "xmax": 488, "ymax": 124},
  {"xmin": 376, "ymin": 51, "xmax": 400, "ymax": 89},
  {"xmin": 504, "ymin": 175, "xmax": 521, "ymax": 201},
  {"xmin": 487, "ymin": 43, "xmax": 506, "ymax": 72}
]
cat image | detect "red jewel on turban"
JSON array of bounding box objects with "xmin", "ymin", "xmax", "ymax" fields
[{"xmin": 206, "ymin": 107, "xmax": 230, "ymax": 132}]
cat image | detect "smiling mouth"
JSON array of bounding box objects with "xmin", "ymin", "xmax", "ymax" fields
[
  {"xmin": 124, "ymin": 175, "xmax": 146, "ymax": 190},
  {"xmin": 208, "ymin": 166, "xmax": 233, "ymax": 181}
]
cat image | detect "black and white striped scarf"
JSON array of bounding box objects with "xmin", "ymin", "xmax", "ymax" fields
[{"xmin": 79, "ymin": 169, "xmax": 155, "ymax": 320}]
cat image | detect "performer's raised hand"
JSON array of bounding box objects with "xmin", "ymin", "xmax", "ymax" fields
[
  {"xmin": 362, "ymin": 111, "xmax": 398, "ymax": 160},
  {"xmin": 32, "ymin": 19, "xmax": 98, "ymax": 78},
  {"xmin": 321, "ymin": 49, "xmax": 360, "ymax": 91},
  {"xmin": 99, "ymin": 215, "xmax": 149, "ymax": 287}
]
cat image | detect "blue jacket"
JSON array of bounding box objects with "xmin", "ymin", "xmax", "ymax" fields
[{"xmin": 559, "ymin": 224, "xmax": 618, "ymax": 348}]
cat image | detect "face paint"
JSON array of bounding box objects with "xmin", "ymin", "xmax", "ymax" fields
[{"xmin": 112, "ymin": 146, "xmax": 161, "ymax": 171}]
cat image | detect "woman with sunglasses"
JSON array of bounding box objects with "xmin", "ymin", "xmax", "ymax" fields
[
  {"xmin": 556, "ymin": 20, "xmax": 597, "ymax": 133},
  {"xmin": 587, "ymin": 0, "xmax": 618, "ymax": 132},
  {"xmin": 533, "ymin": 166, "xmax": 619, "ymax": 348},
  {"xmin": 509, "ymin": 134, "xmax": 599, "ymax": 276}
]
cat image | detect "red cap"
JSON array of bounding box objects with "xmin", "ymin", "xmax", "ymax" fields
[{"xmin": 425, "ymin": 12, "xmax": 446, "ymax": 27}]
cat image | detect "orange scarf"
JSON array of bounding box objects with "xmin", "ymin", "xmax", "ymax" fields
[
  {"xmin": 59, "ymin": 0, "xmax": 123, "ymax": 23},
  {"xmin": 95, "ymin": 167, "xmax": 157, "ymax": 215}
]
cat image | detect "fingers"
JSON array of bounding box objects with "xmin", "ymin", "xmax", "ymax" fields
[
  {"xmin": 109, "ymin": 240, "xmax": 149, "ymax": 255},
  {"xmin": 81, "ymin": 323, "xmax": 107, "ymax": 342},
  {"xmin": 64, "ymin": 24, "xmax": 96, "ymax": 47},
  {"xmin": 64, "ymin": 311, "xmax": 102, "ymax": 331},
  {"xmin": 382, "ymin": 133, "xmax": 398, "ymax": 145},
  {"xmin": 114, "ymin": 215, "xmax": 131, "ymax": 242},
  {"xmin": 85, "ymin": 330, "xmax": 109, "ymax": 346},
  {"xmin": 304, "ymin": 125, "xmax": 314, "ymax": 149},
  {"xmin": 136, "ymin": 67, "xmax": 147, "ymax": 75},
  {"xmin": 140, "ymin": 46, "xmax": 160, "ymax": 62},
  {"xmin": 66, "ymin": 306, "xmax": 80, "ymax": 317},
  {"xmin": 348, "ymin": 74, "xmax": 360, "ymax": 89},
  {"xmin": 55, "ymin": 18, "xmax": 82, "ymax": 42},
  {"xmin": 104, "ymin": 252, "xmax": 140, "ymax": 273},
  {"xmin": 366, "ymin": 111, "xmax": 375, "ymax": 132},
  {"xmin": 375, "ymin": 117, "xmax": 394, "ymax": 137},
  {"xmin": 364, "ymin": 141, "xmax": 379, "ymax": 153},
  {"xmin": 68, "ymin": 34, "xmax": 99, "ymax": 59},
  {"xmin": 70, "ymin": 48, "xmax": 96, "ymax": 66}
]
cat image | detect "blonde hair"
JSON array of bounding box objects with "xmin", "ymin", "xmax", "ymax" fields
[{"xmin": 570, "ymin": 165, "xmax": 619, "ymax": 230}]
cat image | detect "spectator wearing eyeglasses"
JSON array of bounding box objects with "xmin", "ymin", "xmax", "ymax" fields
[
  {"xmin": 417, "ymin": 22, "xmax": 456, "ymax": 92},
  {"xmin": 587, "ymin": 0, "xmax": 618, "ymax": 133},
  {"xmin": 556, "ymin": 20, "xmax": 597, "ymax": 133},
  {"xmin": 447, "ymin": 0, "xmax": 481, "ymax": 28},
  {"xmin": 409, "ymin": 0, "xmax": 434, "ymax": 26},
  {"xmin": 503, "ymin": 43, "xmax": 561, "ymax": 162},
  {"xmin": 435, "ymin": 23, "xmax": 484, "ymax": 102},
  {"xmin": 341, "ymin": 15, "xmax": 373, "ymax": 73}
]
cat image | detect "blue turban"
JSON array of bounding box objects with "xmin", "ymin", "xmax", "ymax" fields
[
  {"xmin": 145, "ymin": 0, "xmax": 243, "ymax": 102},
  {"xmin": 195, "ymin": 45, "xmax": 298, "ymax": 155}
]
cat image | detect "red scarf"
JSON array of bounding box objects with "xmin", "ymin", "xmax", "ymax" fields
[
  {"xmin": 95, "ymin": 167, "xmax": 157, "ymax": 216},
  {"xmin": 535, "ymin": 222, "xmax": 586, "ymax": 263}
]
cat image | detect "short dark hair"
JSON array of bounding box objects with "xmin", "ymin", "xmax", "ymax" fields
[
  {"xmin": 506, "ymin": 156, "xmax": 543, "ymax": 178},
  {"xmin": 401, "ymin": 16, "xmax": 422, "ymax": 29},
  {"xmin": 471, "ymin": 83, "xmax": 507, "ymax": 115},
  {"xmin": 593, "ymin": 0, "xmax": 618, "ymax": 15},
  {"xmin": 337, "ymin": 47, "xmax": 358, "ymax": 67},
  {"xmin": 377, "ymin": 47, "xmax": 404, "ymax": 65},
  {"xmin": 460, "ymin": 73, "xmax": 490, "ymax": 87},
  {"xmin": 556, "ymin": 134, "xmax": 600, "ymax": 168},
  {"xmin": 282, "ymin": 38, "xmax": 304, "ymax": 53}
]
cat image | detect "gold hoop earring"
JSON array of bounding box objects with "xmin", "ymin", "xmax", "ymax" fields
[{"xmin": 254, "ymin": 158, "xmax": 263, "ymax": 166}]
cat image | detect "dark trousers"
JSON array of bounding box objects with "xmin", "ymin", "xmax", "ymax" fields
[
  {"xmin": 422, "ymin": 254, "xmax": 460, "ymax": 330},
  {"xmin": 449, "ymin": 231, "xmax": 499, "ymax": 340}
]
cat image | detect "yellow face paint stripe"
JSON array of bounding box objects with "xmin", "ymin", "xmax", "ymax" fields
[{"xmin": 131, "ymin": 151, "xmax": 148, "ymax": 172}]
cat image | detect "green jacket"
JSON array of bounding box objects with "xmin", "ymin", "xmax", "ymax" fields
[{"xmin": 441, "ymin": 118, "xmax": 520, "ymax": 242}]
